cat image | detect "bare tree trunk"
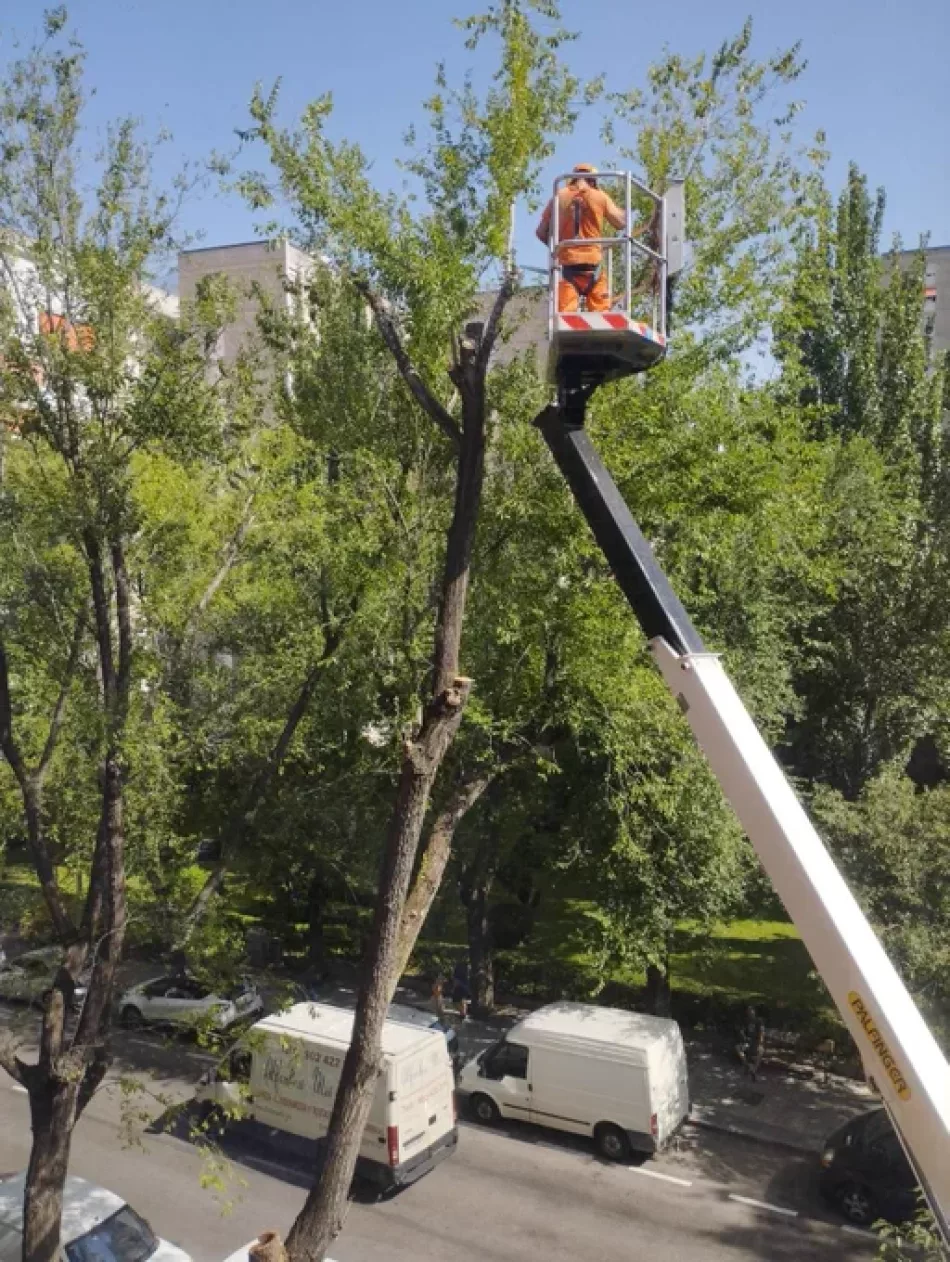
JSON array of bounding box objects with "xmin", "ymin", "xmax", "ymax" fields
[
  {"xmin": 284, "ymin": 679, "xmax": 471, "ymax": 1260},
  {"xmin": 16, "ymin": 539, "xmax": 130, "ymax": 1262},
  {"xmin": 282, "ymin": 281, "xmax": 516, "ymax": 1262},
  {"xmin": 22, "ymin": 1078, "xmax": 80, "ymax": 1262},
  {"xmin": 645, "ymin": 963, "xmax": 672, "ymax": 1018},
  {"xmin": 284, "ymin": 319, "xmax": 502, "ymax": 1262},
  {"xmin": 392, "ymin": 767, "xmax": 500, "ymax": 979}
]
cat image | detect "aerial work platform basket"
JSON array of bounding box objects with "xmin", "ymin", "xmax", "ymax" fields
[{"xmin": 545, "ymin": 170, "xmax": 685, "ymax": 410}]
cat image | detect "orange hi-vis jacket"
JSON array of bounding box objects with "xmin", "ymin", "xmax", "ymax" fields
[{"xmin": 536, "ymin": 183, "xmax": 626, "ymax": 266}]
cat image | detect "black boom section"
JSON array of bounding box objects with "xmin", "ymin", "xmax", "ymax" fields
[{"xmin": 536, "ymin": 407, "xmax": 705, "ymax": 657}]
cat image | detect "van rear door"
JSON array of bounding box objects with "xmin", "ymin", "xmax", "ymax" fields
[{"xmin": 390, "ymin": 1037, "xmax": 454, "ymax": 1168}]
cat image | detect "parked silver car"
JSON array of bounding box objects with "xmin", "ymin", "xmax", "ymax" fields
[
  {"xmin": 117, "ymin": 973, "xmax": 262, "ymax": 1032},
  {"xmin": 0, "ymin": 947, "xmax": 88, "ymax": 1011}
]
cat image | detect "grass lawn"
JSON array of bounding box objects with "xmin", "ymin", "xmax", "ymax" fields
[
  {"xmin": 669, "ymin": 919, "xmax": 838, "ymax": 1028},
  {"xmin": 419, "ymin": 889, "xmax": 843, "ymax": 1038}
]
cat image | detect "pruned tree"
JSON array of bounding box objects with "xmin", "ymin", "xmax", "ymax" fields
[{"xmin": 241, "ymin": 2, "xmax": 582, "ymax": 1255}]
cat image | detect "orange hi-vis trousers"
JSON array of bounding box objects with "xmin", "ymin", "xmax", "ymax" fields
[{"xmin": 557, "ymin": 265, "xmax": 609, "ymax": 313}]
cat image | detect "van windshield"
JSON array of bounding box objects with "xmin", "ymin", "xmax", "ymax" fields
[{"xmin": 482, "ymin": 1040, "xmax": 528, "ymax": 1080}]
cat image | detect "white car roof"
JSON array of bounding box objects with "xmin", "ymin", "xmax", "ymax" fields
[
  {"xmin": 513, "ymin": 1001, "xmax": 680, "ymax": 1049},
  {"xmin": 255, "ymin": 1001, "xmax": 441, "ymax": 1057},
  {"xmin": 126, "ymin": 975, "xmax": 205, "ymax": 991},
  {"xmin": 0, "ymin": 1175, "xmax": 124, "ymax": 1243}
]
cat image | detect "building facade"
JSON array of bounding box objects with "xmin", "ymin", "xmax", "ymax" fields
[{"xmin": 177, "ymin": 239, "xmax": 314, "ymax": 370}]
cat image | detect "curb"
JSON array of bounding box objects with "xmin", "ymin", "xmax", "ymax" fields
[{"xmin": 686, "ymin": 1112, "xmax": 820, "ymax": 1157}]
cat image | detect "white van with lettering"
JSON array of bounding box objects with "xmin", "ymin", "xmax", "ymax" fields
[
  {"xmin": 195, "ymin": 1001, "xmax": 457, "ymax": 1188},
  {"xmin": 458, "ymin": 1002, "xmax": 689, "ymax": 1160}
]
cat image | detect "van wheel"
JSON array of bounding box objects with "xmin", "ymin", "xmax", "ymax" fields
[
  {"xmin": 837, "ymin": 1181, "xmax": 874, "ymax": 1224},
  {"xmin": 121, "ymin": 1006, "xmax": 144, "ymax": 1030},
  {"xmin": 595, "ymin": 1123, "xmax": 630, "ymax": 1162},
  {"xmin": 469, "ymin": 1093, "xmax": 501, "ymax": 1126}
]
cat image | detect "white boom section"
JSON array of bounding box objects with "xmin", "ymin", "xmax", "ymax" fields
[{"xmin": 650, "ymin": 637, "xmax": 950, "ymax": 1230}]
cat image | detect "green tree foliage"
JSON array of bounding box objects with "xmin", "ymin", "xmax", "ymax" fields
[
  {"xmin": 875, "ymin": 1199, "xmax": 947, "ymax": 1261},
  {"xmin": 605, "ymin": 18, "xmax": 826, "ymax": 356},
  {"xmin": 0, "ymin": 17, "xmax": 244, "ymax": 1258},
  {"xmin": 243, "ymin": 5, "xmax": 589, "ymax": 1256},
  {"xmin": 434, "ymin": 23, "xmax": 837, "ymax": 1010},
  {"xmin": 813, "ymin": 767, "xmax": 950, "ymax": 1039},
  {"xmin": 777, "ymin": 165, "xmax": 950, "ymax": 795}
]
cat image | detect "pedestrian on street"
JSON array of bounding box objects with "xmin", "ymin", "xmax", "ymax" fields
[
  {"xmin": 431, "ymin": 975, "xmax": 446, "ymax": 1023},
  {"xmin": 451, "ymin": 957, "xmax": 471, "ymax": 1022},
  {"xmin": 736, "ymin": 1004, "xmax": 766, "ymax": 1081}
]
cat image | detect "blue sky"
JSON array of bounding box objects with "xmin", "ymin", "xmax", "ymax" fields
[{"xmin": 2, "ymin": 0, "xmax": 948, "ymax": 277}]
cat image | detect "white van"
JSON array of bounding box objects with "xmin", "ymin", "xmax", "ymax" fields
[
  {"xmin": 457, "ymin": 1001, "xmax": 689, "ymax": 1159},
  {"xmin": 195, "ymin": 1001, "xmax": 457, "ymax": 1188}
]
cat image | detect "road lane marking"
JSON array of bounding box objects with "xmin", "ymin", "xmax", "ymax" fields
[
  {"xmin": 728, "ymin": 1193, "xmax": 799, "ymax": 1218},
  {"xmin": 10, "ymin": 1084, "xmax": 27, "ymax": 1094},
  {"xmin": 186, "ymin": 1053, "xmax": 217, "ymax": 1064},
  {"xmin": 627, "ymin": 1165, "xmax": 693, "ymax": 1187},
  {"xmin": 126, "ymin": 1038, "xmax": 159, "ymax": 1051}
]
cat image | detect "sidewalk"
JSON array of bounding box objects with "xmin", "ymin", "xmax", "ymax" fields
[{"xmin": 685, "ymin": 1040, "xmax": 873, "ymax": 1154}]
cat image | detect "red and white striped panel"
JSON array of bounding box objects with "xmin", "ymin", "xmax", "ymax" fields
[{"xmin": 555, "ymin": 313, "xmax": 666, "ymax": 346}]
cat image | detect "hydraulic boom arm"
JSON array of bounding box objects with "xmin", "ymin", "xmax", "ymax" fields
[{"xmin": 536, "ymin": 404, "xmax": 950, "ymax": 1241}]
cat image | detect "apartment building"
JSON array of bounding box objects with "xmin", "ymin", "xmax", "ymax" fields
[
  {"xmin": 177, "ymin": 239, "xmax": 314, "ymax": 370},
  {"xmin": 921, "ymin": 246, "xmax": 950, "ymax": 360},
  {"xmin": 895, "ymin": 244, "xmax": 950, "ymax": 363}
]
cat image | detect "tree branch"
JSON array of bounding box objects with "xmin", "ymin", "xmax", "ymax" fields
[
  {"xmin": 177, "ymin": 620, "xmax": 349, "ymax": 944},
  {"xmin": 83, "ymin": 531, "xmax": 116, "ymax": 712},
  {"xmin": 0, "ymin": 635, "xmax": 76, "ymax": 939},
  {"xmin": 111, "ymin": 541, "xmax": 132, "ymax": 723},
  {"xmin": 0, "ymin": 1034, "xmax": 27, "ymax": 1087},
  {"xmin": 37, "ymin": 610, "xmax": 85, "ymax": 779},
  {"xmin": 76, "ymin": 1044, "xmax": 111, "ymax": 1116},
  {"xmin": 0, "ymin": 636, "xmax": 29, "ymax": 789},
  {"xmin": 476, "ymin": 269, "xmax": 519, "ymax": 373},
  {"xmin": 180, "ymin": 491, "xmax": 256, "ymax": 650},
  {"xmin": 394, "ymin": 763, "xmax": 504, "ymax": 979},
  {"xmin": 356, "ymin": 282, "xmax": 461, "ymax": 449}
]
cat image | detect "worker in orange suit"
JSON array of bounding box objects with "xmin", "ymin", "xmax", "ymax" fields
[{"xmin": 536, "ymin": 163, "xmax": 627, "ymax": 313}]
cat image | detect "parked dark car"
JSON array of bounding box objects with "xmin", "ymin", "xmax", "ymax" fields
[{"xmin": 819, "ymin": 1108, "xmax": 918, "ymax": 1226}]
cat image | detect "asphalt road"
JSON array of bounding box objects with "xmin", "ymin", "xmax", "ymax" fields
[{"xmin": 0, "ymin": 1004, "xmax": 875, "ymax": 1262}]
